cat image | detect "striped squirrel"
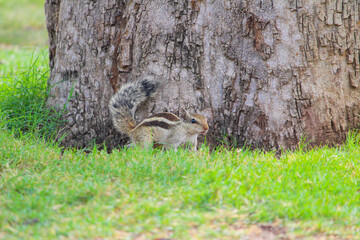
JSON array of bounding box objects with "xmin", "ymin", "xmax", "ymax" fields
[{"xmin": 109, "ymin": 79, "xmax": 209, "ymax": 151}]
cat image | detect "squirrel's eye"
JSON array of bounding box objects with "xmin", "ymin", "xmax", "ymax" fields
[{"xmin": 191, "ymin": 119, "xmax": 197, "ymax": 123}]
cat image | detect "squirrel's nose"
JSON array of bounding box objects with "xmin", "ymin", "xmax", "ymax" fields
[{"xmin": 202, "ymin": 126, "xmax": 209, "ymax": 134}]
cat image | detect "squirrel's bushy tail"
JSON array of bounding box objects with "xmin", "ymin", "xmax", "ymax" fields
[{"xmin": 109, "ymin": 79, "xmax": 159, "ymax": 135}]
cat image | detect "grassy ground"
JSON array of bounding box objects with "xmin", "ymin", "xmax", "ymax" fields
[
  {"xmin": 0, "ymin": 0, "xmax": 48, "ymax": 46},
  {"xmin": 1, "ymin": 127, "xmax": 360, "ymax": 239},
  {"xmin": 1, "ymin": 1, "xmax": 360, "ymax": 239},
  {"xmin": 0, "ymin": 47, "xmax": 48, "ymax": 75},
  {"xmin": 0, "ymin": 48, "xmax": 63, "ymax": 140}
]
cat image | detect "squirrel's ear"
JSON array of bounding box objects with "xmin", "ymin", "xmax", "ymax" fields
[{"xmin": 180, "ymin": 108, "xmax": 191, "ymax": 120}]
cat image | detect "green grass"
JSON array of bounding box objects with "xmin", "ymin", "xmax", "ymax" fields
[
  {"xmin": 0, "ymin": 47, "xmax": 48, "ymax": 76},
  {"xmin": 1, "ymin": 131, "xmax": 360, "ymax": 239},
  {"xmin": 0, "ymin": 48, "xmax": 64, "ymax": 140},
  {"xmin": 0, "ymin": 0, "xmax": 48, "ymax": 46}
]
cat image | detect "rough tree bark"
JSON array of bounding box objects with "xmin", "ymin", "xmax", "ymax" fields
[{"xmin": 45, "ymin": 0, "xmax": 360, "ymax": 150}]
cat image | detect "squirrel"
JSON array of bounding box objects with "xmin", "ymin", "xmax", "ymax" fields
[{"xmin": 109, "ymin": 79, "xmax": 209, "ymax": 151}]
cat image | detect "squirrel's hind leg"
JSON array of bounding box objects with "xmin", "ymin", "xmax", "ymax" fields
[{"xmin": 132, "ymin": 130, "xmax": 153, "ymax": 149}]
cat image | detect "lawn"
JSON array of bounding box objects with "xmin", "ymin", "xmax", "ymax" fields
[
  {"xmin": 0, "ymin": 0, "xmax": 48, "ymax": 46},
  {"xmin": 1, "ymin": 0, "xmax": 360, "ymax": 239},
  {"xmin": 1, "ymin": 121, "xmax": 360, "ymax": 239}
]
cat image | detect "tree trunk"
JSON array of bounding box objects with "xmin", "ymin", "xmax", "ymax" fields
[{"xmin": 45, "ymin": 0, "xmax": 360, "ymax": 150}]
